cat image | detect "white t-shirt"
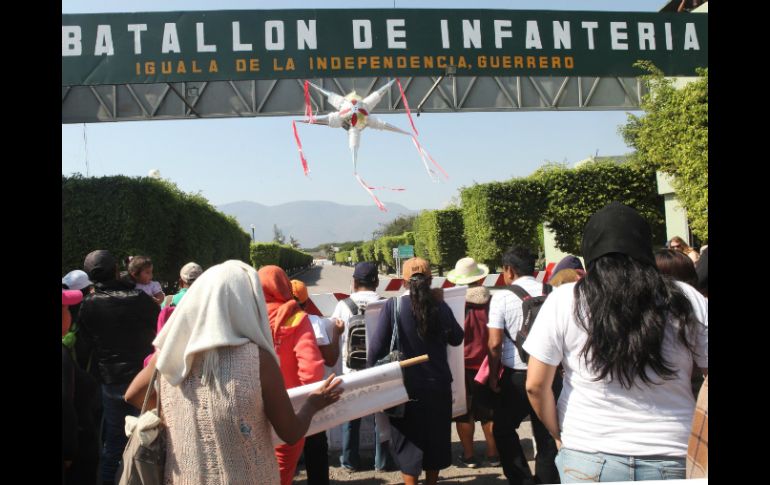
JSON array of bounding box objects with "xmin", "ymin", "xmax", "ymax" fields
[
  {"xmin": 331, "ymin": 290, "xmax": 383, "ymax": 374},
  {"xmin": 523, "ymin": 280, "xmax": 709, "ymax": 457},
  {"xmin": 487, "ymin": 276, "xmax": 545, "ymax": 370},
  {"xmin": 135, "ymin": 280, "xmax": 162, "ymax": 298}
]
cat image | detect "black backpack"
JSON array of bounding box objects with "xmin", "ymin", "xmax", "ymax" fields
[
  {"xmin": 343, "ymin": 298, "xmax": 370, "ymax": 370},
  {"xmin": 508, "ymin": 283, "xmax": 552, "ymax": 362}
]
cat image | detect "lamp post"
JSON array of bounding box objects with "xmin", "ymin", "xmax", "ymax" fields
[{"xmin": 250, "ymin": 224, "xmax": 255, "ymax": 242}]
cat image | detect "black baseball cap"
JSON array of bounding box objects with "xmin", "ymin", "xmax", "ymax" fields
[
  {"xmin": 353, "ymin": 262, "xmax": 379, "ymax": 282},
  {"xmin": 83, "ymin": 249, "xmax": 118, "ymax": 283}
]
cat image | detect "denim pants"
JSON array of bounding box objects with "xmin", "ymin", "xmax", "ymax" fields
[
  {"xmin": 100, "ymin": 382, "xmax": 139, "ymax": 483},
  {"xmin": 340, "ymin": 418, "xmax": 391, "ymax": 470},
  {"xmin": 555, "ymin": 448, "xmax": 686, "ymax": 482}
]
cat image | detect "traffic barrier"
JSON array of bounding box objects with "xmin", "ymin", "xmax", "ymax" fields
[{"xmin": 308, "ymin": 270, "xmax": 551, "ymax": 316}]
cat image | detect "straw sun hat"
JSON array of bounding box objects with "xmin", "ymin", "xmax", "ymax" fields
[{"xmin": 446, "ymin": 257, "xmax": 489, "ymax": 285}]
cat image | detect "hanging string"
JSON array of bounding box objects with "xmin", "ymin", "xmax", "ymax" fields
[
  {"xmin": 355, "ymin": 174, "xmax": 387, "ymax": 212},
  {"xmin": 395, "ymin": 78, "xmax": 449, "ymax": 181},
  {"xmin": 411, "ymin": 136, "xmax": 438, "ymax": 181},
  {"xmin": 413, "ymin": 136, "xmax": 449, "ymax": 180},
  {"xmin": 356, "ymin": 177, "xmax": 406, "ymax": 192},
  {"xmin": 395, "ymin": 78, "xmax": 419, "ymax": 136},
  {"xmin": 83, "ymin": 123, "xmax": 90, "ymax": 177}
]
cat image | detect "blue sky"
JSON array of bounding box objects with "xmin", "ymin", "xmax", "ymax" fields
[{"xmin": 62, "ymin": 0, "xmax": 666, "ymax": 211}]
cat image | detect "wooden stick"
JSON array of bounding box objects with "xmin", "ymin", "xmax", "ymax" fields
[{"xmin": 399, "ymin": 355, "xmax": 429, "ymax": 368}]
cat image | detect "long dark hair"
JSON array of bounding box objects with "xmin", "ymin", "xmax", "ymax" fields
[
  {"xmin": 655, "ymin": 249, "xmax": 698, "ymax": 287},
  {"xmin": 407, "ymin": 273, "xmax": 439, "ymax": 339},
  {"xmin": 574, "ymin": 253, "xmax": 699, "ymax": 389}
]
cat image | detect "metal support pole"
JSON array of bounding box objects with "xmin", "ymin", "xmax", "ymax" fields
[{"xmin": 416, "ymin": 75, "xmax": 444, "ymax": 116}]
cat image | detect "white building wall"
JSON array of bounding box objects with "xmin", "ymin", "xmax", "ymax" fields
[{"xmin": 657, "ymin": 171, "xmax": 692, "ymax": 246}]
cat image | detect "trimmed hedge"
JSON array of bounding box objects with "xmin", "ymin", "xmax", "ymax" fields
[
  {"xmin": 251, "ymin": 243, "xmax": 313, "ymax": 272},
  {"xmin": 460, "ymin": 179, "xmax": 547, "ymax": 269},
  {"xmin": 62, "ymin": 175, "xmax": 249, "ymax": 283},
  {"xmin": 374, "ymin": 232, "xmax": 415, "ymax": 272},
  {"xmin": 361, "ymin": 242, "xmax": 376, "ymax": 264},
  {"xmin": 350, "ymin": 246, "xmax": 364, "ymax": 263},
  {"xmin": 414, "ymin": 209, "xmax": 466, "ymax": 275},
  {"xmin": 335, "ymin": 250, "xmax": 351, "ymax": 264},
  {"xmin": 250, "ymin": 243, "xmax": 282, "ymax": 268},
  {"xmin": 532, "ymin": 161, "xmax": 665, "ymax": 255},
  {"xmin": 278, "ymin": 245, "xmax": 313, "ymax": 271}
]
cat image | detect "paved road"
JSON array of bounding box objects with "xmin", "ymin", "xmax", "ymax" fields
[
  {"xmin": 294, "ymin": 263, "xmax": 403, "ymax": 298},
  {"xmin": 293, "ymin": 263, "xmax": 538, "ymax": 483},
  {"xmin": 294, "ymin": 263, "xmax": 355, "ymax": 295},
  {"xmin": 294, "ymin": 421, "xmax": 537, "ymax": 484}
]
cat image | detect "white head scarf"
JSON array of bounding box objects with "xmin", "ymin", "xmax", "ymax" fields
[{"xmin": 154, "ymin": 260, "xmax": 277, "ymax": 387}]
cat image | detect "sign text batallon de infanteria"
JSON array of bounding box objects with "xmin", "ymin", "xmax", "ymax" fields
[{"xmin": 62, "ymin": 9, "xmax": 707, "ymax": 85}]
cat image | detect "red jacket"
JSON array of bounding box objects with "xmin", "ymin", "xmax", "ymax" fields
[{"xmin": 272, "ymin": 312, "xmax": 324, "ymax": 389}]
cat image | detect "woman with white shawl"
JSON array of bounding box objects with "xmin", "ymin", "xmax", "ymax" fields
[{"xmin": 125, "ymin": 260, "xmax": 342, "ymax": 484}]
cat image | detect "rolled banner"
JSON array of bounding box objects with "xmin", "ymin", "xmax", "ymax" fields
[{"xmin": 271, "ymin": 359, "xmax": 423, "ymax": 445}]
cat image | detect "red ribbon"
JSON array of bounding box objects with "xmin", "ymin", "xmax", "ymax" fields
[
  {"xmin": 411, "ymin": 136, "xmax": 449, "ymax": 180},
  {"xmin": 291, "ymin": 120, "xmax": 310, "ymax": 176},
  {"xmin": 396, "ymin": 78, "xmax": 419, "ymax": 137},
  {"xmin": 419, "ymin": 142, "xmax": 449, "ymax": 180},
  {"xmin": 355, "ymin": 174, "xmax": 387, "ymax": 211},
  {"xmin": 303, "ymin": 80, "xmax": 314, "ymax": 122}
]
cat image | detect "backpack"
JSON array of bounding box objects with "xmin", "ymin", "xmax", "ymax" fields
[
  {"xmin": 61, "ymin": 327, "xmax": 78, "ymax": 359},
  {"xmin": 508, "ymin": 283, "xmax": 552, "ymax": 362},
  {"xmin": 343, "ymin": 297, "xmax": 371, "ymax": 370}
]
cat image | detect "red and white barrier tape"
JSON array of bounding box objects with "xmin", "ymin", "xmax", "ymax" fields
[{"xmin": 307, "ymin": 271, "xmax": 551, "ymax": 316}]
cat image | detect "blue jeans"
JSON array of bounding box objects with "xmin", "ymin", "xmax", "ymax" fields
[
  {"xmin": 555, "ymin": 447, "xmax": 686, "ymax": 482},
  {"xmin": 340, "ymin": 418, "xmax": 391, "ymax": 470},
  {"xmin": 100, "ymin": 382, "xmax": 139, "ymax": 482}
]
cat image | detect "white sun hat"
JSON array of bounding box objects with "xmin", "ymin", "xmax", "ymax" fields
[{"xmin": 446, "ymin": 257, "xmax": 490, "ymax": 285}]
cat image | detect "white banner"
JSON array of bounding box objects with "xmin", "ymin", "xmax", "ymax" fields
[
  {"xmin": 443, "ymin": 286, "xmax": 469, "ymax": 418},
  {"xmin": 272, "ymin": 361, "xmax": 408, "ymax": 445},
  {"xmin": 284, "ymin": 286, "xmax": 469, "ymax": 447}
]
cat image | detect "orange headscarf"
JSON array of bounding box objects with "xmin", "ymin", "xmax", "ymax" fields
[{"xmin": 258, "ymin": 265, "xmax": 305, "ymax": 333}]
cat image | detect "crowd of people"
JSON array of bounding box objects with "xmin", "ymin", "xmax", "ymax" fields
[{"xmin": 62, "ymin": 202, "xmax": 707, "ymax": 484}]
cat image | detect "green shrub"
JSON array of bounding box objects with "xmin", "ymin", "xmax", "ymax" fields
[
  {"xmin": 414, "ymin": 209, "xmax": 466, "ymax": 275},
  {"xmin": 460, "ymin": 179, "xmax": 547, "ymax": 269},
  {"xmin": 532, "ymin": 161, "xmax": 665, "ymax": 255},
  {"xmin": 335, "ymin": 250, "xmax": 351, "ymax": 264},
  {"xmin": 62, "ymin": 175, "xmax": 249, "ymax": 283}
]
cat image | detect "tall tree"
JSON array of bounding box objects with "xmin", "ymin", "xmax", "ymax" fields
[
  {"xmin": 272, "ymin": 224, "xmax": 286, "ymax": 244},
  {"xmin": 288, "ymin": 235, "xmax": 300, "ymax": 249},
  {"xmin": 621, "ymin": 63, "xmax": 708, "ymax": 241},
  {"xmin": 373, "ymin": 214, "xmax": 417, "ymax": 238}
]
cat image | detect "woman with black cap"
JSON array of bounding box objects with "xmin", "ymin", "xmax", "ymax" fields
[{"xmin": 523, "ymin": 202, "xmax": 708, "ymax": 482}]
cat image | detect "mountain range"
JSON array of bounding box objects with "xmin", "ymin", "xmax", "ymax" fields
[{"xmin": 217, "ymin": 200, "xmax": 417, "ymax": 248}]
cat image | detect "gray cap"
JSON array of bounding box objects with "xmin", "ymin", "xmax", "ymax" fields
[{"xmin": 180, "ymin": 262, "xmax": 203, "ymax": 283}]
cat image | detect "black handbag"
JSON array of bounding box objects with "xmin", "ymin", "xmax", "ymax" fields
[{"xmin": 375, "ymin": 296, "xmax": 406, "ymax": 418}]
